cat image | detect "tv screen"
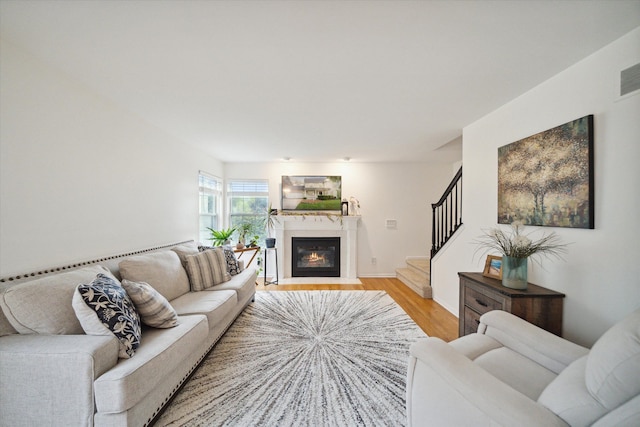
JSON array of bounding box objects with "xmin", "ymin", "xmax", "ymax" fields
[{"xmin": 282, "ymin": 176, "xmax": 342, "ymax": 211}]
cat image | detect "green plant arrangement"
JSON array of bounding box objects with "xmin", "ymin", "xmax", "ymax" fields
[
  {"xmin": 207, "ymin": 227, "xmax": 236, "ymax": 246},
  {"xmin": 474, "ymin": 221, "xmax": 567, "ymax": 290},
  {"xmin": 236, "ymin": 222, "xmax": 254, "ymax": 247},
  {"xmin": 474, "ymin": 221, "xmax": 567, "ymax": 262}
]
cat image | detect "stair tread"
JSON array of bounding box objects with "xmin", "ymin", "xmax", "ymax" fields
[{"xmin": 406, "ymin": 258, "xmax": 430, "ymax": 274}]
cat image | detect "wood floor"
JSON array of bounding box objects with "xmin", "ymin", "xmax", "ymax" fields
[{"xmin": 256, "ymin": 277, "xmax": 459, "ymax": 342}]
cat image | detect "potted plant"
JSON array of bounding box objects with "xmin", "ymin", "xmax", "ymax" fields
[
  {"xmin": 264, "ymin": 203, "xmax": 278, "ymax": 248},
  {"xmin": 235, "ymin": 222, "xmax": 254, "ymax": 249},
  {"xmin": 207, "ymin": 227, "xmax": 236, "ymax": 247}
]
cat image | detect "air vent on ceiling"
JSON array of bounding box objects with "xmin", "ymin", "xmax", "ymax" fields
[{"xmin": 620, "ymin": 63, "xmax": 640, "ymax": 97}]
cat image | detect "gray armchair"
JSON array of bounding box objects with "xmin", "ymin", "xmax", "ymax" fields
[{"xmin": 406, "ymin": 309, "xmax": 640, "ymax": 426}]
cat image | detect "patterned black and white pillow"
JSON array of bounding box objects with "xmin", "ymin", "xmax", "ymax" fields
[
  {"xmin": 222, "ymin": 246, "xmax": 241, "ymax": 276},
  {"xmin": 72, "ymin": 273, "xmax": 142, "ymax": 358}
]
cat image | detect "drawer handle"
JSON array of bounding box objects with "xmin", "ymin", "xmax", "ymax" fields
[{"xmin": 475, "ymin": 298, "xmax": 488, "ymax": 307}]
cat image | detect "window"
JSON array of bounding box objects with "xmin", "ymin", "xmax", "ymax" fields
[
  {"xmin": 198, "ymin": 172, "xmax": 222, "ymax": 245},
  {"xmin": 227, "ymin": 179, "xmax": 269, "ymax": 245}
]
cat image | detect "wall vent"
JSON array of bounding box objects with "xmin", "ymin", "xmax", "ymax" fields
[{"xmin": 621, "ymin": 63, "xmax": 640, "ymax": 97}]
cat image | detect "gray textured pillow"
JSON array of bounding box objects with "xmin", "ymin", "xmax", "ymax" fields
[
  {"xmin": 121, "ymin": 279, "xmax": 179, "ymax": 328},
  {"xmin": 184, "ymin": 248, "xmax": 231, "ymax": 291}
]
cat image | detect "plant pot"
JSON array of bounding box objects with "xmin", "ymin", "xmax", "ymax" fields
[
  {"xmin": 502, "ymin": 256, "xmax": 528, "ymax": 290},
  {"xmin": 265, "ymin": 237, "xmax": 276, "ymax": 248}
]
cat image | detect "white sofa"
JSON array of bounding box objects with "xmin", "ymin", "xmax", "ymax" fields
[
  {"xmin": 407, "ymin": 308, "xmax": 640, "ymax": 427},
  {"xmin": 0, "ymin": 241, "xmax": 257, "ymax": 427}
]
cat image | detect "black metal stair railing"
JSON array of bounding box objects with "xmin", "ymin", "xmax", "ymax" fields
[{"xmin": 431, "ymin": 166, "xmax": 463, "ymax": 257}]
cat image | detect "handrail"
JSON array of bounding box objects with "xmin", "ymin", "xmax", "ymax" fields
[{"xmin": 431, "ymin": 166, "xmax": 463, "ymax": 257}]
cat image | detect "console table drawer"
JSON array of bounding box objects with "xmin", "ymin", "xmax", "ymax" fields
[
  {"xmin": 465, "ymin": 287, "xmax": 502, "ymax": 314},
  {"xmin": 463, "ymin": 307, "xmax": 482, "ymax": 335}
]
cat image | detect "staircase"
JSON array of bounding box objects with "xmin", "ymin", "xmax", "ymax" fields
[
  {"xmin": 396, "ymin": 258, "xmax": 432, "ymax": 298},
  {"xmin": 396, "ymin": 166, "xmax": 463, "ymax": 299}
]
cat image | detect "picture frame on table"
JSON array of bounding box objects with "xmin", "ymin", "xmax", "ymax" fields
[{"xmin": 482, "ymin": 255, "xmax": 503, "ymax": 279}]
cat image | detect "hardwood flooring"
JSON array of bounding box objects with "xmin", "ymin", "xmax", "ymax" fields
[{"xmin": 256, "ymin": 277, "xmax": 459, "ymax": 342}]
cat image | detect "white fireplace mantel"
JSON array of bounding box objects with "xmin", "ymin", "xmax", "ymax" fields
[{"xmin": 272, "ymin": 215, "xmax": 360, "ymax": 279}]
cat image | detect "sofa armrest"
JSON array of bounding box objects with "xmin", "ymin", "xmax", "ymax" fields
[
  {"xmin": 0, "ymin": 334, "xmax": 119, "ymax": 426},
  {"xmin": 407, "ymin": 337, "xmax": 568, "ymax": 427},
  {"xmin": 479, "ymin": 310, "xmax": 589, "ymax": 374}
]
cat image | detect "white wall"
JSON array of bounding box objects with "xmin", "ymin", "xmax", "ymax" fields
[
  {"xmin": 224, "ymin": 161, "xmax": 453, "ymax": 277},
  {"xmin": 0, "ymin": 40, "xmax": 223, "ymax": 277},
  {"xmin": 432, "ymin": 28, "xmax": 640, "ymax": 347}
]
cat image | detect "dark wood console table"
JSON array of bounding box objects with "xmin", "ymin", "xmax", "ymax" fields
[{"xmin": 458, "ymin": 272, "xmax": 565, "ymax": 337}]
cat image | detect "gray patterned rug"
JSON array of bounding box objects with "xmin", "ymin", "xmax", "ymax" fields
[{"xmin": 155, "ymin": 291, "xmax": 427, "ymax": 426}]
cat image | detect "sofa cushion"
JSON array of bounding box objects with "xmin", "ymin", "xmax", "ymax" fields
[
  {"xmin": 184, "ymin": 248, "xmax": 231, "ymax": 291},
  {"xmin": 586, "ymin": 308, "xmax": 640, "ymax": 410},
  {"xmin": 170, "ymin": 289, "xmax": 237, "ymax": 332},
  {"xmin": 119, "ymin": 251, "xmax": 190, "ymax": 302},
  {"xmin": 0, "ymin": 265, "xmax": 114, "ymax": 335},
  {"xmin": 171, "ymin": 242, "xmax": 200, "ymax": 268},
  {"xmin": 538, "ymin": 356, "xmax": 606, "ymax": 425},
  {"xmin": 206, "ymin": 267, "xmax": 257, "ymax": 304},
  {"xmin": 93, "ymin": 314, "xmax": 208, "ymax": 413},
  {"xmin": 121, "ymin": 280, "xmax": 178, "ymax": 328},
  {"xmin": 72, "ymin": 274, "xmax": 142, "ymax": 359},
  {"xmin": 474, "ymin": 347, "xmax": 557, "ymax": 400}
]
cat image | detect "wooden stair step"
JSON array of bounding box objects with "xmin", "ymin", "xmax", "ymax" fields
[
  {"xmin": 396, "ymin": 267, "xmax": 432, "ymax": 299},
  {"xmin": 406, "ymin": 258, "xmax": 430, "ymax": 275}
]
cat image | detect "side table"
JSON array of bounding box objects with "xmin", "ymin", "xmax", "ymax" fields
[
  {"xmin": 263, "ymin": 247, "xmax": 278, "ymax": 285},
  {"xmin": 458, "ymin": 272, "xmax": 565, "ymax": 337},
  {"xmin": 233, "ymin": 246, "xmax": 260, "ymax": 268}
]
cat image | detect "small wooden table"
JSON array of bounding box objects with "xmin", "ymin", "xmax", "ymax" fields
[
  {"xmin": 233, "ymin": 246, "xmax": 260, "ymax": 268},
  {"xmin": 458, "ymin": 272, "xmax": 565, "ymax": 337}
]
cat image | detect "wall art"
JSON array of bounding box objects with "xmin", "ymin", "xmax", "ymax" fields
[{"xmin": 498, "ymin": 115, "xmax": 594, "ymax": 229}]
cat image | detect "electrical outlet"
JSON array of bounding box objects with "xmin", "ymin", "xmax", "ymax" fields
[{"xmin": 371, "ymin": 257, "xmax": 377, "ymax": 265}]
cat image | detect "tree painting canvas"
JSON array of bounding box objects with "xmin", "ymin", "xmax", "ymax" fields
[{"xmin": 498, "ymin": 115, "xmax": 594, "ymax": 229}]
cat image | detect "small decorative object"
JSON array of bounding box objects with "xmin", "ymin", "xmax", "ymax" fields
[
  {"xmin": 265, "ymin": 237, "xmax": 276, "ymax": 248},
  {"xmin": 474, "ymin": 221, "xmax": 567, "ymax": 290},
  {"xmin": 482, "ymin": 255, "xmax": 503, "ymax": 280},
  {"xmin": 498, "ymin": 115, "xmax": 594, "ymax": 229},
  {"xmin": 341, "ymin": 199, "xmax": 349, "ymax": 216},
  {"xmin": 349, "ymin": 196, "xmax": 361, "ymax": 216}
]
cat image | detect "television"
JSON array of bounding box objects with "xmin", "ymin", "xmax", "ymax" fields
[{"xmin": 281, "ymin": 175, "xmax": 342, "ymax": 211}]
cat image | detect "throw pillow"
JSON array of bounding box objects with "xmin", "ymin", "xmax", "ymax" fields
[
  {"xmin": 72, "ymin": 274, "xmax": 142, "ymax": 359},
  {"xmin": 121, "ymin": 279, "xmax": 179, "ymax": 328},
  {"xmin": 222, "ymin": 246, "xmax": 242, "ymax": 275},
  {"xmin": 184, "ymin": 248, "xmax": 231, "ymax": 291}
]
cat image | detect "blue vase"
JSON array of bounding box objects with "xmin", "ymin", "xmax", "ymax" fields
[{"xmin": 502, "ymin": 256, "xmax": 528, "ymax": 290}]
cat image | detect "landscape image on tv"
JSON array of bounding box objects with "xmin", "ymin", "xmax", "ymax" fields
[{"xmin": 282, "ymin": 176, "xmax": 342, "ymax": 211}]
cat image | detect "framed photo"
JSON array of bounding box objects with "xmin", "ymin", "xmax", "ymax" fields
[{"xmin": 482, "ymin": 255, "xmax": 503, "ymax": 279}]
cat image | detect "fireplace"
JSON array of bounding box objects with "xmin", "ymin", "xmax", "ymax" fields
[{"xmin": 291, "ymin": 237, "xmax": 340, "ymax": 277}]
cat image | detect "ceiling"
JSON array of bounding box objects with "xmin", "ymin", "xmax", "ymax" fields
[{"xmin": 1, "ymin": 1, "xmax": 639, "ymax": 163}]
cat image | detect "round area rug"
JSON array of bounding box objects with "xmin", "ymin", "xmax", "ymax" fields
[{"xmin": 155, "ymin": 290, "xmax": 427, "ymax": 427}]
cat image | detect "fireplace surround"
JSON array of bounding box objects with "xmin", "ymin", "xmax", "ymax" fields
[{"xmin": 273, "ymin": 215, "xmax": 360, "ymax": 279}]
